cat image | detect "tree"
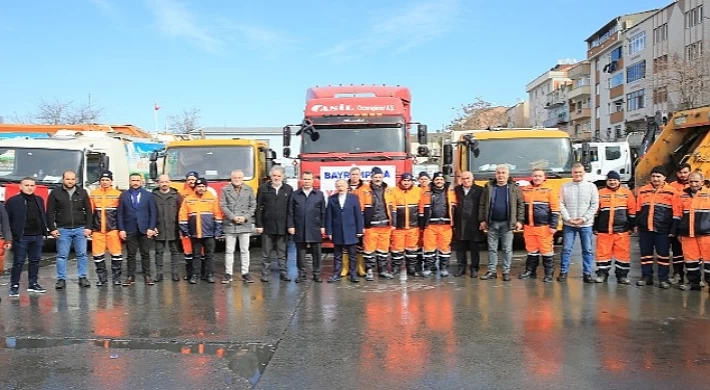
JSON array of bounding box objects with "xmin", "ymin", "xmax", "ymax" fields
[
  {"xmin": 10, "ymin": 97, "xmax": 104, "ymax": 124},
  {"xmin": 651, "ymin": 49, "xmax": 710, "ymax": 111},
  {"xmin": 444, "ymin": 97, "xmax": 508, "ymax": 131},
  {"xmin": 167, "ymin": 108, "xmax": 201, "ymax": 134}
]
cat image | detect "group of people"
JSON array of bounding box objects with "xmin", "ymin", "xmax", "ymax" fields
[{"xmin": 2, "ymin": 160, "xmax": 708, "ymax": 299}]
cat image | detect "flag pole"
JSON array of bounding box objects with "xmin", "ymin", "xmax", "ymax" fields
[{"xmin": 154, "ymin": 103, "xmax": 158, "ymax": 133}]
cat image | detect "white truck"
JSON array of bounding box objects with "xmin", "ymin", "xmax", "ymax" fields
[
  {"xmin": 0, "ymin": 130, "xmax": 165, "ymax": 201},
  {"xmin": 573, "ymin": 141, "xmax": 633, "ymax": 187}
]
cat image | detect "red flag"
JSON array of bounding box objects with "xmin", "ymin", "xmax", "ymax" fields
[{"xmin": 154, "ymin": 102, "xmax": 160, "ymax": 111}]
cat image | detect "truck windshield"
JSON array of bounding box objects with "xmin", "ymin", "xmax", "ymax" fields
[
  {"xmin": 0, "ymin": 148, "xmax": 83, "ymax": 186},
  {"xmin": 165, "ymin": 146, "xmax": 254, "ymax": 181},
  {"xmin": 469, "ymin": 138, "xmax": 574, "ymax": 177},
  {"xmin": 302, "ymin": 126, "xmax": 406, "ymax": 154}
]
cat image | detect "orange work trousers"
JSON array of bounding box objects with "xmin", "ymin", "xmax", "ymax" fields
[
  {"xmin": 596, "ymin": 232, "xmax": 631, "ymax": 263},
  {"xmin": 391, "ymin": 228, "xmax": 420, "ymax": 252},
  {"xmin": 681, "ymin": 235, "xmax": 710, "ymax": 263},
  {"xmin": 92, "ymin": 231, "xmax": 122, "ymax": 256},
  {"xmin": 0, "ymin": 239, "xmax": 5, "ymax": 271},
  {"xmin": 523, "ymin": 225, "xmax": 554, "ymax": 256},
  {"xmin": 422, "ymin": 224, "xmax": 453, "ymax": 253},
  {"xmin": 363, "ymin": 227, "xmax": 392, "ymax": 254}
]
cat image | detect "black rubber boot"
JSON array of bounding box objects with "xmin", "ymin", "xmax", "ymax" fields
[
  {"xmin": 95, "ymin": 261, "xmax": 109, "ymax": 286},
  {"xmin": 542, "ymin": 255, "xmax": 554, "ymax": 283}
]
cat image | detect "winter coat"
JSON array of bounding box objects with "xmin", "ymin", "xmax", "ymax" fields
[
  {"xmin": 453, "ymin": 184, "xmax": 483, "ymax": 241},
  {"xmin": 220, "ymin": 184, "xmax": 256, "ymax": 235},
  {"xmin": 478, "ymin": 178, "xmax": 525, "ymax": 230},
  {"xmin": 560, "ymin": 180, "xmax": 600, "ymax": 228},
  {"xmin": 5, "ymin": 193, "xmax": 48, "ymax": 240},
  {"xmin": 326, "ymin": 193, "xmax": 364, "ymax": 246},
  {"xmin": 287, "ymin": 188, "xmax": 326, "ymax": 243},
  {"xmin": 179, "ymin": 192, "xmax": 224, "ymax": 238},
  {"xmin": 117, "ymin": 188, "xmax": 158, "ymax": 234},
  {"xmin": 47, "ymin": 186, "xmax": 92, "ymax": 230},
  {"xmin": 152, "ymin": 188, "xmax": 182, "ymax": 241},
  {"xmin": 255, "ymin": 182, "xmax": 293, "ymax": 235}
]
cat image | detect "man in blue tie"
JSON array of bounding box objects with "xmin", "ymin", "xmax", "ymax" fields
[
  {"xmin": 326, "ymin": 179, "xmax": 364, "ymax": 283},
  {"xmin": 117, "ymin": 173, "xmax": 158, "ymax": 286}
]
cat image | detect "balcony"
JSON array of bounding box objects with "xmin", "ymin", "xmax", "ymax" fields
[
  {"xmin": 610, "ymin": 85, "xmax": 624, "ymax": 99},
  {"xmin": 568, "ymin": 62, "xmax": 591, "ymax": 80},
  {"xmin": 569, "ymin": 85, "xmax": 591, "ymax": 100},
  {"xmin": 570, "ymin": 108, "xmax": 591, "ymax": 121},
  {"xmin": 587, "ymin": 32, "xmax": 619, "ymax": 58},
  {"xmin": 610, "ymin": 110, "xmax": 625, "ymax": 124}
]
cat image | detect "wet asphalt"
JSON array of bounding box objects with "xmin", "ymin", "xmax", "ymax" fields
[{"xmin": 1, "ymin": 237, "xmax": 710, "ymax": 389}]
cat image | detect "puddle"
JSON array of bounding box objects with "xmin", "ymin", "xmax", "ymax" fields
[{"xmin": 1, "ymin": 337, "xmax": 276, "ymax": 387}]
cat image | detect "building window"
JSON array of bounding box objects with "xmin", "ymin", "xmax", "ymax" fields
[
  {"xmin": 686, "ymin": 41, "xmax": 704, "ymax": 59},
  {"xmin": 653, "ymin": 55, "xmax": 668, "ymax": 73},
  {"xmin": 627, "ymin": 60, "xmax": 646, "ymax": 83},
  {"xmin": 595, "ymin": 83, "xmax": 600, "ymax": 95},
  {"xmin": 609, "ymin": 73, "xmax": 624, "ymax": 88},
  {"xmin": 686, "ymin": 5, "xmax": 704, "ymax": 28},
  {"xmin": 653, "ymin": 23, "xmax": 668, "ymax": 44},
  {"xmin": 591, "ymin": 24, "xmax": 619, "ymax": 48},
  {"xmin": 596, "ymin": 107, "xmax": 600, "ymax": 119},
  {"xmin": 613, "ymin": 127, "xmax": 623, "ymax": 140},
  {"xmin": 614, "ymin": 100, "xmax": 624, "ymax": 112},
  {"xmin": 653, "ymin": 86, "xmax": 668, "ymax": 104},
  {"xmin": 629, "ymin": 31, "xmax": 646, "ymax": 55},
  {"xmin": 610, "ymin": 46, "xmax": 623, "ymax": 62},
  {"xmin": 627, "ymin": 89, "xmax": 646, "ymax": 111}
]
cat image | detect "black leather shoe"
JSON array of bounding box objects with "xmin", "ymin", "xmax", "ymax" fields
[
  {"xmin": 454, "ymin": 267, "xmax": 465, "ymax": 277},
  {"xmin": 480, "ymin": 272, "xmax": 497, "ymax": 280},
  {"xmin": 260, "ymin": 275, "xmax": 269, "ymax": 283},
  {"xmin": 557, "ymin": 272, "xmax": 568, "ymax": 282},
  {"xmin": 470, "ymin": 269, "xmax": 479, "ymax": 279},
  {"xmin": 280, "ymin": 275, "xmax": 292, "ymax": 282},
  {"xmin": 583, "ymin": 274, "xmax": 594, "ymax": 283},
  {"xmin": 55, "ymin": 279, "xmax": 66, "ymax": 290},
  {"xmin": 327, "ymin": 276, "xmax": 342, "ymax": 283},
  {"xmin": 313, "ymin": 275, "xmax": 323, "ymax": 283},
  {"xmin": 172, "ymin": 273, "xmax": 180, "ymax": 282},
  {"xmin": 349, "ymin": 275, "xmax": 360, "ymax": 283},
  {"xmin": 502, "ymin": 273, "xmax": 511, "ymax": 282},
  {"xmin": 79, "ymin": 277, "xmax": 91, "ymax": 288}
]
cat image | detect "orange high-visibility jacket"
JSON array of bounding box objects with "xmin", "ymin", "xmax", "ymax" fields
[
  {"xmin": 179, "ymin": 191, "xmax": 223, "ymax": 238},
  {"xmin": 90, "ymin": 187, "xmax": 122, "ymax": 233}
]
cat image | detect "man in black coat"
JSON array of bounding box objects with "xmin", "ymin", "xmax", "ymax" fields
[
  {"xmin": 453, "ymin": 171, "xmax": 484, "ymax": 278},
  {"xmin": 6, "ymin": 177, "xmax": 45, "ymax": 298},
  {"xmin": 256, "ymin": 165, "xmax": 294, "ymax": 282},
  {"xmin": 153, "ymin": 174, "xmax": 183, "ymax": 282},
  {"xmin": 287, "ymin": 171, "xmax": 326, "ymax": 283}
]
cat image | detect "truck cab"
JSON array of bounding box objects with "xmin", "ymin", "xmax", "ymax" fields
[{"xmin": 572, "ymin": 141, "xmax": 633, "ymax": 187}]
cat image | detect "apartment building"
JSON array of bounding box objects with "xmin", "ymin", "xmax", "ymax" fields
[
  {"xmin": 586, "ymin": 10, "xmax": 657, "ymax": 141},
  {"xmin": 567, "ymin": 61, "xmax": 592, "ymax": 141},
  {"xmin": 543, "ymin": 81, "xmax": 572, "ymax": 133},
  {"xmin": 526, "ymin": 62, "xmax": 574, "ymax": 127},
  {"xmin": 505, "ymin": 101, "xmax": 530, "ymax": 127}
]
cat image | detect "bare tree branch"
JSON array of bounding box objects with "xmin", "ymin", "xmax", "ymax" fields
[
  {"xmin": 649, "ymin": 49, "xmax": 710, "ymax": 111},
  {"xmin": 445, "ymin": 97, "xmax": 508, "ymax": 131},
  {"xmin": 167, "ymin": 108, "xmax": 201, "ymax": 134},
  {"xmin": 11, "ymin": 97, "xmax": 104, "ymax": 125}
]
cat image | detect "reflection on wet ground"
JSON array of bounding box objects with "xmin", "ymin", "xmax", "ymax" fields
[{"xmin": 2, "ymin": 240, "xmax": 710, "ymax": 388}]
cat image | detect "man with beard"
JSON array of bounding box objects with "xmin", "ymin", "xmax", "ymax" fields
[
  {"xmin": 390, "ymin": 173, "xmax": 422, "ymax": 280},
  {"xmin": 593, "ymin": 170, "xmax": 636, "ymax": 285},
  {"xmin": 676, "ymin": 171, "xmax": 710, "ymax": 291},
  {"xmin": 669, "ymin": 163, "xmax": 691, "ymax": 285},
  {"xmin": 256, "ymin": 165, "xmax": 294, "ymax": 282},
  {"xmin": 360, "ymin": 167, "xmax": 394, "ymax": 281},
  {"xmin": 153, "ymin": 174, "xmax": 183, "ymax": 282},
  {"xmin": 90, "ymin": 171, "xmax": 123, "ymax": 286},
  {"xmin": 419, "ymin": 172, "xmax": 456, "ymax": 277},
  {"xmin": 519, "ymin": 168, "xmax": 560, "ymax": 283}
]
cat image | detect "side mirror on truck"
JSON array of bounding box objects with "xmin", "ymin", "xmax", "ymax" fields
[
  {"xmin": 442, "ymin": 144, "xmax": 453, "ymax": 176},
  {"xmin": 581, "ymin": 142, "xmax": 592, "ymax": 172},
  {"xmin": 149, "ymin": 162, "xmax": 158, "ymax": 181},
  {"xmin": 417, "ymin": 124, "xmax": 428, "ymax": 145},
  {"xmin": 282, "ymin": 126, "xmax": 291, "ymax": 158}
]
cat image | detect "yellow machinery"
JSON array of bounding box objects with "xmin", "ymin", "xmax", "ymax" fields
[
  {"xmin": 149, "ymin": 138, "xmax": 276, "ymax": 196},
  {"xmin": 634, "ymin": 106, "xmax": 710, "ymax": 188},
  {"xmin": 442, "ymin": 128, "xmax": 577, "ymax": 236}
]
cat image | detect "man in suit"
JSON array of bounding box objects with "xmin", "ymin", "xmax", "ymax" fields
[
  {"xmin": 288, "ymin": 171, "xmax": 326, "ymax": 283},
  {"xmin": 117, "ymin": 173, "xmax": 158, "ymax": 286},
  {"xmin": 256, "ymin": 165, "xmax": 294, "ymax": 282},
  {"xmin": 453, "ymin": 171, "xmax": 484, "ymax": 278},
  {"xmin": 326, "ymin": 179, "xmax": 365, "ymax": 283}
]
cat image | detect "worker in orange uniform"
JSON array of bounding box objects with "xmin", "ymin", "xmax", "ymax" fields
[
  {"xmin": 669, "ymin": 163, "xmax": 691, "ymax": 285},
  {"xmin": 343, "ymin": 166, "xmax": 367, "ymax": 277},
  {"xmin": 519, "ymin": 168, "xmax": 560, "ymax": 283},
  {"xmin": 419, "ymin": 172, "xmax": 455, "ymax": 277},
  {"xmin": 593, "ymin": 170, "xmax": 636, "ymax": 285},
  {"xmin": 390, "ymin": 172, "xmax": 421, "ymax": 279},
  {"xmin": 675, "ymin": 171, "xmax": 710, "ymax": 291},
  {"xmin": 179, "ymin": 171, "xmax": 199, "ymax": 280},
  {"xmin": 415, "ymin": 171, "xmax": 431, "ymax": 276},
  {"xmin": 179, "ymin": 178, "xmax": 223, "ymax": 284},
  {"xmin": 360, "ymin": 167, "xmax": 394, "ymax": 281},
  {"xmin": 90, "ymin": 171, "xmax": 123, "ymax": 286},
  {"xmin": 635, "ymin": 166, "xmax": 682, "ymax": 289}
]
